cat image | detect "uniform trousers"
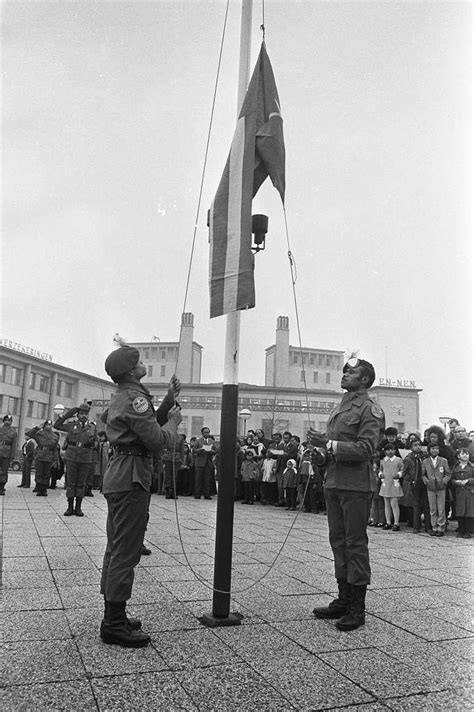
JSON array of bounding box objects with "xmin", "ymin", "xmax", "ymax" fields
[
  {"xmin": 325, "ymin": 488, "xmax": 372, "ymax": 586},
  {"xmin": 21, "ymin": 457, "xmax": 34, "ymax": 487},
  {"xmin": 35, "ymin": 460, "xmax": 52, "ymax": 486},
  {"xmin": 0, "ymin": 457, "xmax": 10, "ymax": 488},
  {"xmin": 101, "ymin": 486, "xmax": 149, "ymax": 602},
  {"xmin": 65, "ymin": 460, "xmax": 90, "ymax": 498}
]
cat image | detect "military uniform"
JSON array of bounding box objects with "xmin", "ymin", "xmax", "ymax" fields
[
  {"xmin": 100, "ymin": 379, "xmax": 177, "ymax": 603},
  {"xmin": 54, "ymin": 410, "xmax": 98, "ymax": 500},
  {"xmin": 0, "ymin": 420, "xmax": 17, "ymax": 494},
  {"xmin": 26, "ymin": 425, "xmax": 59, "ymax": 495},
  {"xmin": 324, "ymin": 390, "xmax": 384, "ymax": 586}
]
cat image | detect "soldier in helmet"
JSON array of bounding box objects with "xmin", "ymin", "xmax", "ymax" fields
[
  {"xmin": 99, "ymin": 343, "xmax": 182, "ymax": 648},
  {"xmin": 0, "ymin": 415, "xmax": 17, "ymax": 495},
  {"xmin": 53, "ymin": 402, "xmax": 98, "ymax": 516},
  {"xmin": 307, "ymin": 356, "xmax": 385, "ymax": 631}
]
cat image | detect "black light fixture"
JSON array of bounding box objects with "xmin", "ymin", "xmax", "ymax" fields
[{"xmin": 251, "ymin": 214, "xmax": 269, "ymax": 253}]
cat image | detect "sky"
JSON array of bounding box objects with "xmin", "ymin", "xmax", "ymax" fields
[{"xmin": 1, "ymin": 0, "xmax": 472, "ymax": 431}]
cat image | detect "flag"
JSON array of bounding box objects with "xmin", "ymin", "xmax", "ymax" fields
[{"xmin": 209, "ymin": 43, "xmax": 285, "ymax": 319}]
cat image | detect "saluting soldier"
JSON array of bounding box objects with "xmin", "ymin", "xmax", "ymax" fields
[
  {"xmin": 307, "ymin": 356, "xmax": 385, "ymax": 631},
  {"xmin": 53, "ymin": 402, "xmax": 98, "ymax": 516},
  {"xmin": 0, "ymin": 415, "xmax": 17, "ymax": 495},
  {"xmin": 25, "ymin": 420, "xmax": 59, "ymax": 497},
  {"xmin": 100, "ymin": 343, "xmax": 182, "ymax": 648}
]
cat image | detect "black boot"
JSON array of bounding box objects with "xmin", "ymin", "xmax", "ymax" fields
[
  {"xmin": 64, "ymin": 498, "xmax": 75, "ymax": 516},
  {"xmin": 101, "ymin": 599, "xmax": 142, "ymax": 632},
  {"xmin": 313, "ymin": 579, "xmax": 351, "ymax": 619},
  {"xmin": 37, "ymin": 485, "xmax": 48, "ymax": 497},
  {"xmin": 85, "ymin": 486, "xmax": 94, "ymax": 497},
  {"xmin": 100, "ymin": 601, "xmax": 150, "ymax": 648},
  {"xmin": 336, "ymin": 584, "xmax": 367, "ymax": 631},
  {"xmin": 74, "ymin": 497, "xmax": 84, "ymax": 516}
]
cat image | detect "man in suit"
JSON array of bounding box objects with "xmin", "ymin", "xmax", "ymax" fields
[
  {"xmin": 422, "ymin": 442, "xmax": 451, "ymax": 537},
  {"xmin": 192, "ymin": 427, "xmax": 217, "ymax": 499}
]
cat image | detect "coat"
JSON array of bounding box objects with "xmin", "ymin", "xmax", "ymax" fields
[
  {"xmin": 324, "ymin": 389, "xmax": 385, "ymax": 492},
  {"xmin": 102, "ymin": 379, "xmax": 177, "ymax": 494},
  {"xmin": 241, "ymin": 460, "xmax": 260, "ymax": 482},
  {"xmin": 451, "ymin": 462, "xmax": 474, "ymax": 517},
  {"xmin": 0, "ymin": 425, "xmax": 17, "ymax": 458},
  {"xmin": 421, "ymin": 456, "xmax": 451, "ymax": 492},
  {"xmin": 193, "ymin": 436, "xmax": 217, "ymax": 467},
  {"xmin": 25, "ymin": 426, "xmax": 59, "ymax": 463}
]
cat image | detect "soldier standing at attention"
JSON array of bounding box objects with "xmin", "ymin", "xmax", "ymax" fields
[
  {"xmin": 25, "ymin": 420, "xmax": 59, "ymax": 497},
  {"xmin": 307, "ymin": 357, "xmax": 384, "ymax": 631},
  {"xmin": 53, "ymin": 402, "xmax": 98, "ymax": 516},
  {"xmin": 100, "ymin": 343, "xmax": 182, "ymax": 648},
  {"xmin": 0, "ymin": 414, "xmax": 17, "ymax": 495}
]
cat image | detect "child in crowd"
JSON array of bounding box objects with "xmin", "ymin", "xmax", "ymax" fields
[
  {"xmin": 261, "ymin": 449, "xmax": 277, "ymax": 505},
  {"xmin": 298, "ymin": 448, "xmax": 314, "ymax": 512},
  {"xmin": 368, "ymin": 456, "xmax": 385, "ymax": 527},
  {"xmin": 240, "ymin": 450, "xmax": 260, "ymax": 505},
  {"xmin": 451, "ymin": 448, "xmax": 474, "ymax": 539},
  {"xmin": 282, "ymin": 458, "xmax": 298, "ymax": 510},
  {"xmin": 379, "ymin": 444, "xmax": 403, "ymax": 531},
  {"xmin": 422, "ymin": 443, "xmax": 451, "ymax": 537},
  {"xmin": 402, "ymin": 437, "xmax": 431, "ymax": 533}
]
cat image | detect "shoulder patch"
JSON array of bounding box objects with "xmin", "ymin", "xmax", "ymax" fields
[
  {"xmin": 371, "ymin": 403, "xmax": 384, "ymax": 419},
  {"xmin": 132, "ymin": 396, "xmax": 150, "ymax": 414}
]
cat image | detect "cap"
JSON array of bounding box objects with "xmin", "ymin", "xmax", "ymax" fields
[
  {"xmin": 287, "ymin": 459, "xmax": 297, "ymax": 467},
  {"xmin": 43, "ymin": 419, "xmax": 52, "ymax": 427},
  {"xmin": 77, "ymin": 403, "xmax": 91, "ymax": 413},
  {"xmin": 105, "ymin": 346, "xmax": 140, "ymax": 381},
  {"xmin": 3, "ymin": 414, "xmax": 12, "ymax": 422}
]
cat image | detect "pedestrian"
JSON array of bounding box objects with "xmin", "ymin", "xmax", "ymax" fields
[
  {"xmin": 240, "ymin": 449, "xmax": 259, "ymax": 504},
  {"xmin": 25, "ymin": 420, "xmax": 59, "ymax": 496},
  {"xmin": 99, "ymin": 343, "xmax": 182, "ymax": 648},
  {"xmin": 451, "ymin": 447, "xmax": 474, "ymax": 539},
  {"xmin": 450, "ymin": 425, "xmax": 474, "ymax": 463},
  {"xmin": 18, "ymin": 432, "xmax": 36, "ymax": 488},
  {"xmin": 378, "ymin": 444, "xmax": 403, "ymax": 531},
  {"xmin": 307, "ymin": 356, "xmax": 385, "ymax": 631},
  {"xmin": 192, "ymin": 427, "xmax": 216, "ymax": 499},
  {"xmin": 178, "ymin": 441, "xmax": 193, "ymax": 496},
  {"xmin": 0, "ymin": 414, "xmax": 17, "ymax": 495},
  {"xmin": 260, "ymin": 449, "xmax": 277, "ymax": 504},
  {"xmin": 422, "ymin": 442, "xmax": 451, "ymax": 537},
  {"xmin": 282, "ymin": 458, "xmax": 298, "ymax": 510},
  {"xmin": 401, "ymin": 437, "xmax": 431, "ymax": 534},
  {"xmin": 53, "ymin": 402, "xmax": 98, "ymax": 516}
]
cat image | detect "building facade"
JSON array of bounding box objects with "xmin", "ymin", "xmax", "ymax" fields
[{"xmin": 1, "ymin": 316, "xmax": 422, "ymax": 455}]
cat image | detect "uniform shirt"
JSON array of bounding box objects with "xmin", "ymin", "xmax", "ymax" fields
[
  {"xmin": 0, "ymin": 425, "xmax": 17, "ymax": 459},
  {"xmin": 103, "ymin": 380, "xmax": 177, "ymax": 494},
  {"xmin": 324, "ymin": 389, "xmax": 385, "ymax": 492},
  {"xmin": 53, "ymin": 415, "xmax": 98, "ymax": 463},
  {"xmin": 25, "ymin": 427, "xmax": 59, "ymax": 463}
]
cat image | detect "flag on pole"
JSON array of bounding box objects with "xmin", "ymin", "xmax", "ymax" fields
[{"xmin": 209, "ymin": 43, "xmax": 285, "ymax": 319}]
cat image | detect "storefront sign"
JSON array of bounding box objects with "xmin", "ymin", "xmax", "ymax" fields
[
  {"xmin": 1, "ymin": 338, "xmax": 53, "ymax": 362},
  {"xmin": 378, "ymin": 378, "xmax": 417, "ymax": 389}
]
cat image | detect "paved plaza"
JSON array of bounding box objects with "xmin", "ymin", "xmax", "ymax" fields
[{"xmin": 2, "ymin": 471, "xmax": 473, "ymax": 711}]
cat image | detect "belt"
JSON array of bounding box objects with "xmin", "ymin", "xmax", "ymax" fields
[
  {"xmin": 113, "ymin": 446, "xmax": 151, "ymax": 458},
  {"xmin": 68, "ymin": 443, "xmax": 93, "ymax": 449}
]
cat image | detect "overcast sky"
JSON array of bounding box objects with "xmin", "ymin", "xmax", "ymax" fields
[{"xmin": 1, "ymin": 0, "xmax": 472, "ymax": 431}]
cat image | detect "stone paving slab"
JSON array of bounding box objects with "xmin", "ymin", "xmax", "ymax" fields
[{"xmin": 1, "ymin": 473, "xmax": 473, "ymax": 711}]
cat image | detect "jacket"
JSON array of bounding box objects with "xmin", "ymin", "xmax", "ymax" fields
[
  {"xmin": 53, "ymin": 412, "xmax": 98, "ymax": 463},
  {"xmin": 102, "ymin": 379, "xmax": 177, "ymax": 494},
  {"xmin": 193, "ymin": 436, "xmax": 217, "ymax": 467},
  {"xmin": 421, "ymin": 456, "xmax": 451, "ymax": 492},
  {"xmin": 451, "ymin": 462, "xmax": 474, "ymax": 517},
  {"xmin": 0, "ymin": 425, "xmax": 17, "ymax": 458},
  {"xmin": 25, "ymin": 426, "xmax": 59, "ymax": 463},
  {"xmin": 324, "ymin": 389, "xmax": 385, "ymax": 492}
]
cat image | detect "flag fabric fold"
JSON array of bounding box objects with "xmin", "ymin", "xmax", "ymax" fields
[{"xmin": 209, "ymin": 42, "xmax": 285, "ymax": 319}]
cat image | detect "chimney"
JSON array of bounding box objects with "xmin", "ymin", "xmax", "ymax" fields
[
  {"xmin": 176, "ymin": 312, "xmax": 194, "ymax": 383},
  {"xmin": 275, "ymin": 316, "xmax": 289, "ymax": 387}
]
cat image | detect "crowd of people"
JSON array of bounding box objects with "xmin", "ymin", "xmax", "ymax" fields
[{"xmin": 1, "ymin": 413, "xmax": 473, "ymax": 540}]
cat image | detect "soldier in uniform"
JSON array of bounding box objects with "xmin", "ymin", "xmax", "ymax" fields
[
  {"xmin": 53, "ymin": 402, "xmax": 98, "ymax": 516},
  {"xmin": 0, "ymin": 415, "xmax": 17, "ymax": 495},
  {"xmin": 307, "ymin": 357, "xmax": 385, "ymax": 631},
  {"xmin": 25, "ymin": 420, "xmax": 60, "ymax": 496},
  {"xmin": 100, "ymin": 343, "xmax": 182, "ymax": 648},
  {"xmin": 18, "ymin": 432, "xmax": 36, "ymax": 488}
]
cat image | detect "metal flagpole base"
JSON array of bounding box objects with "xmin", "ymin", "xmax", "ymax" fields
[{"xmin": 200, "ymin": 611, "xmax": 243, "ymax": 628}]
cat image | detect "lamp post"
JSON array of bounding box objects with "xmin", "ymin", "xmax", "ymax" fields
[
  {"xmin": 439, "ymin": 416, "xmax": 451, "ymax": 435},
  {"xmin": 239, "ymin": 408, "xmax": 251, "ymax": 437}
]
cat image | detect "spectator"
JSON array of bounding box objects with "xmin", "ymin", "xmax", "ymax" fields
[
  {"xmin": 378, "ymin": 444, "xmax": 403, "ymax": 531},
  {"xmin": 178, "ymin": 442, "xmax": 194, "ymax": 496},
  {"xmin": 298, "ymin": 447, "xmax": 315, "ymax": 513},
  {"xmin": 378, "ymin": 427, "xmax": 404, "ymax": 458},
  {"xmin": 368, "ymin": 455, "xmax": 385, "ymax": 528},
  {"xmin": 275, "ymin": 431, "xmax": 299, "ymax": 507},
  {"xmin": 446, "ymin": 418, "xmax": 460, "ymax": 445},
  {"xmin": 402, "ymin": 437, "xmax": 431, "ymax": 534},
  {"xmin": 450, "ymin": 426, "xmax": 474, "ymax": 463},
  {"xmin": 162, "ymin": 431, "xmax": 185, "ymax": 499},
  {"xmin": 451, "ymin": 447, "xmax": 474, "ymax": 539},
  {"xmin": 192, "ymin": 427, "xmax": 217, "ymax": 500},
  {"xmin": 261, "ymin": 449, "xmax": 277, "ymax": 505},
  {"xmin": 241, "ymin": 450, "xmax": 259, "ymax": 504},
  {"xmin": 422, "ymin": 442, "xmax": 451, "ymax": 537},
  {"xmin": 282, "ymin": 458, "xmax": 298, "ymax": 510}
]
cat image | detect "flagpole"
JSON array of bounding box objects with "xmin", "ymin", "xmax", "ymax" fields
[{"xmin": 201, "ymin": 0, "xmax": 252, "ymax": 628}]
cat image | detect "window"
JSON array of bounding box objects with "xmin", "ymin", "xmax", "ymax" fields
[
  {"xmin": 147, "ymin": 365, "xmax": 153, "ymax": 377},
  {"xmin": 27, "ymin": 400, "xmax": 34, "ymax": 417},
  {"xmin": 300, "ymin": 371, "xmax": 305, "ymax": 382},
  {"xmin": 309, "ymin": 355, "xmax": 314, "ymax": 365},
  {"xmin": 160, "ymin": 349, "xmax": 166, "ymax": 359},
  {"xmin": 160, "ymin": 365, "xmax": 166, "ymax": 377},
  {"xmin": 64, "ymin": 382, "xmax": 73, "ymax": 398},
  {"xmin": 144, "ymin": 348, "xmax": 150, "ymax": 359},
  {"xmin": 37, "ymin": 402, "xmax": 47, "ymax": 419},
  {"xmin": 0, "ymin": 364, "xmax": 5, "ymax": 381},
  {"xmin": 151, "ymin": 347, "xmax": 158, "ymax": 359},
  {"xmin": 326, "ymin": 373, "xmax": 331, "ymax": 384},
  {"xmin": 326, "ymin": 355, "xmax": 332, "ymax": 367},
  {"xmin": 293, "ymin": 353, "xmax": 298, "ymax": 364},
  {"xmin": 7, "ymin": 396, "xmax": 20, "ymax": 415},
  {"xmin": 37, "ymin": 375, "xmax": 50, "ymax": 392},
  {"xmin": 191, "ymin": 416, "xmax": 204, "ymax": 437},
  {"xmin": 318, "ymin": 354, "xmax": 324, "ymax": 367},
  {"xmin": 313, "ymin": 371, "xmax": 319, "ymax": 383},
  {"xmin": 30, "ymin": 372, "xmax": 37, "ymax": 389}
]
